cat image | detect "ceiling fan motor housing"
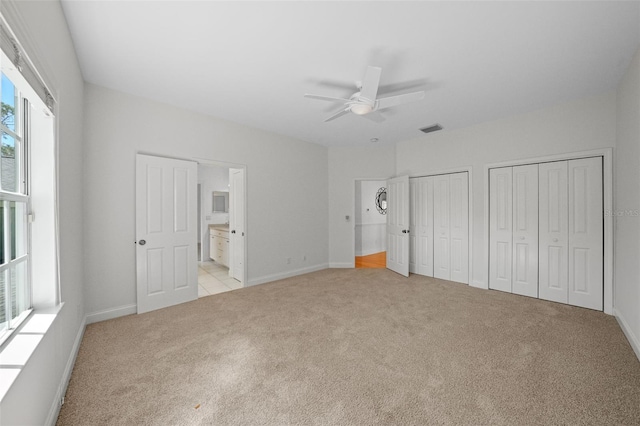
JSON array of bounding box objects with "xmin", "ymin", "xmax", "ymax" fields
[{"xmin": 349, "ymin": 92, "xmax": 375, "ymax": 115}]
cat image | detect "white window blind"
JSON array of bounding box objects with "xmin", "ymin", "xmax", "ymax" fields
[{"xmin": 0, "ymin": 17, "xmax": 55, "ymax": 113}]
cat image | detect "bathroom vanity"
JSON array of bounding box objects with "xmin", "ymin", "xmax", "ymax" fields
[{"xmin": 209, "ymin": 224, "xmax": 229, "ymax": 266}]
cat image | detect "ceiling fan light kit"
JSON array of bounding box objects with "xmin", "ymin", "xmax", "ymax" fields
[
  {"xmin": 305, "ymin": 66, "xmax": 426, "ymax": 123},
  {"xmin": 351, "ymin": 103, "xmax": 373, "ymax": 115}
]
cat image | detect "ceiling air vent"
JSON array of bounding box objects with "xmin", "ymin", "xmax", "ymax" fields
[{"xmin": 420, "ymin": 124, "xmax": 443, "ymax": 134}]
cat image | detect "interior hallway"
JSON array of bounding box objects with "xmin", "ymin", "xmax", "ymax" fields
[{"xmin": 355, "ymin": 251, "xmax": 386, "ymax": 269}]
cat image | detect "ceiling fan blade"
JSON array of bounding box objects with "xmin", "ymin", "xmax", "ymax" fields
[
  {"xmin": 377, "ymin": 79, "xmax": 428, "ymax": 96},
  {"xmin": 304, "ymin": 94, "xmax": 351, "ymax": 103},
  {"xmin": 376, "ymin": 91, "xmax": 425, "ymax": 111},
  {"xmin": 359, "ymin": 66, "xmax": 382, "ymax": 103},
  {"xmin": 312, "ymin": 79, "xmax": 358, "ymax": 92},
  {"xmin": 324, "ymin": 108, "xmax": 351, "ymax": 122},
  {"xmin": 362, "ymin": 111, "xmax": 385, "ymax": 123}
]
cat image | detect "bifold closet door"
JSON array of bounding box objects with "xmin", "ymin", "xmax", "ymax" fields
[
  {"xmin": 409, "ymin": 177, "xmax": 434, "ymax": 276},
  {"xmin": 490, "ymin": 158, "xmax": 602, "ymax": 309},
  {"xmin": 512, "ymin": 164, "xmax": 538, "ymax": 298},
  {"xmin": 410, "ymin": 180, "xmax": 418, "ymax": 274},
  {"xmin": 433, "ymin": 175, "xmax": 450, "ymax": 280},
  {"xmin": 489, "ymin": 165, "xmax": 538, "ymax": 296},
  {"xmin": 449, "ymin": 173, "xmax": 469, "ymax": 284},
  {"xmin": 539, "ymin": 161, "xmax": 569, "ymax": 304},
  {"xmin": 489, "ymin": 167, "xmax": 513, "ymax": 292},
  {"xmin": 433, "ymin": 172, "xmax": 468, "ymax": 283},
  {"xmin": 568, "ymin": 157, "xmax": 603, "ymax": 310}
]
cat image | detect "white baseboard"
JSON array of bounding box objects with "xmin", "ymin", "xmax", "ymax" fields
[
  {"xmin": 46, "ymin": 314, "xmax": 86, "ymax": 426},
  {"xmin": 86, "ymin": 304, "xmax": 137, "ymax": 324},
  {"xmin": 329, "ymin": 262, "xmax": 354, "ymax": 268},
  {"xmin": 471, "ymin": 280, "xmax": 487, "ymax": 289},
  {"xmin": 247, "ymin": 263, "xmax": 328, "ymax": 287},
  {"xmin": 614, "ymin": 309, "xmax": 640, "ymax": 362}
]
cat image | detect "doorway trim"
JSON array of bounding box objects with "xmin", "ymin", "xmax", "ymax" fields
[
  {"xmin": 483, "ymin": 148, "xmax": 613, "ymax": 315},
  {"xmin": 194, "ymin": 156, "xmax": 248, "ymax": 287}
]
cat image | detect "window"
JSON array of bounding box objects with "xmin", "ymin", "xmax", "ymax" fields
[{"xmin": 0, "ymin": 71, "xmax": 30, "ymax": 340}]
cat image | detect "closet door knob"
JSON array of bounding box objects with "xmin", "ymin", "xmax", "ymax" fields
[
  {"xmin": 519, "ymin": 236, "xmax": 525, "ymax": 240},
  {"xmin": 138, "ymin": 239, "xmax": 146, "ymax": 246},
  {"xmin": 553, "ymin": 238, "xmax": 558, "ymax": 242}
]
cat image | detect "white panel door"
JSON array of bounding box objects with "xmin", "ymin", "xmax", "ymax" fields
[
  {"xmin": 568, "ymin": 157, "xmax": 603, "ymax": 310},
  {"xmin": 136, "ymin": 154, "xmax": 198, "ymax": 314},
  {"xmin": 386, "ymin": 176, "xmax": 410, "ymax": 277},
  {"xmin": 433, "ymin": 174, "xmax": 450, "ymax": 280},
  {"xmin": 489, "ymin": 167, "xmax": 513, "ymax": 292},
  {"xmin": 449, "ymin": 173, "xmax": 469, "ymax": 284},
  {"xmin": 229, "ymin": 168, "xmax": 245, "ymax": 284},
  {"xmin": 409, "ymin": 179, "xmax": 418, "ymax": 274},
  {"xmin": 410, "ymin": 177, "xmax": 434, "ymax": 277},
  {"xmin": 512, "ymin": 164, "xmax": 539, "ymax": 298},
  {"xmin": 539, "ymin": 161, "xmax": 569, "ymax": 304}
]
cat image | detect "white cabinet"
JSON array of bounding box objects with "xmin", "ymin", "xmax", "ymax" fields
[{"xmin": 209, "ymin": 226, "xmax": 230, "ymax": 267}]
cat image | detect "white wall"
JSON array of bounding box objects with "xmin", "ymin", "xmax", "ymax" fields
[
  {"xmin": 198, "ymin": 164, "xmax": 229, "ymax": 258},
  {"xmin": 395, "ymin": 91, "xmax": 617, "ymax": 287},
  {"xmin": 355, "ymin": 180, "xmax": 387, "ymax": 256},
  {"xmin": 614, "ymin": 45, "xmax": 640, "ymax": 359},
  {"xmin": 83, "ymin": 83, "xmax": 328, "ymax": 316},
  {"xmin": 0, "ymin": 1, "xmax": 86, "ymax": 424},
  {"xmin": 328, "ymin": 145, "xmax": 395, "ymax": 267}
]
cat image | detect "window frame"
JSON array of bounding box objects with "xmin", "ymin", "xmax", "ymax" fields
[{"xmin": 0, "ymin": 70, "xmax": 32, "ymax": 346}]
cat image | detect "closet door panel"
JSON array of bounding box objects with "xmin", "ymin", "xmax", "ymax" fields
[
  {"xmin": 568, "ymin": 157, "xmax": 603, "ymax": 310},
  {"xmin": 539, "ymin": 161, "xmax": 569, "ymax": 304},
  {"xmin": 449, "ymin": 173, "xmax": 469, "ymax": 284},
  {"xmin": 489, "ymin": 168, "xmax": 513, "ymax": 292},
  {"xmin": 512, "ymin": 164, "xmax": 538, "ymax": 298},
  {"xmin": 409, "ymin": 179, "xmax": 418, "ymax": 274},
  {"xmin": 433, "ymin": 175, "xmax": 450, "ymax": 280},
  {"xmin": 417, "ymin": 177, "xmax": 434, "ymax": 276}
]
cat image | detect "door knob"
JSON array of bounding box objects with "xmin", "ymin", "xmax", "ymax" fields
[
  {"xmin": 139, "ymin": 239, "xmax": 146, "ymax": 246},
  {"xmin": 553, "ymin": 238, "xmax": 558, "ymax": 242},
  {"xmin": 231, "ymin": 230, "xmax": 236, "ymax": 234},
  {"xmin": 402, "ymin": 229, "xmax": 410, "ymax": 234},
  {"xmin": 520, "ymin": 236, "xmax": 525, "ymax": 240}
]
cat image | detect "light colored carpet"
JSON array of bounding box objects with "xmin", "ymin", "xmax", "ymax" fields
[{"xmin": 57, "ymin": 269, "xmax": 640, "ymax": 425}]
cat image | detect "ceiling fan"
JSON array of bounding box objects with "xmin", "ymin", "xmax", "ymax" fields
[{"xmin": 304, "ymin": 66, "xmax": 425, "ymax": 122}]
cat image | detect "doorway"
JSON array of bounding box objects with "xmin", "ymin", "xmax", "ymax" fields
[
  {"xmin": 197, "ymin": 162, "xmax": 246, "ymax": 297},
  {"xmin": 354, "ymin": 179, "xmax": 387, "ymax": 269}
]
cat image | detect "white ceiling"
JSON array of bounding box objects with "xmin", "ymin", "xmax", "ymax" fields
[{"xmin": 61, "ymin": 1, "xmax": 640, "ymax": 147}]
